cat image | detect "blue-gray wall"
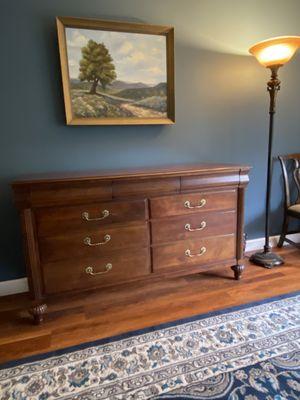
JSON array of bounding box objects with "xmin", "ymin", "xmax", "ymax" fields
[{"xmin": 1, "ymin": 0, "xmax": 300, "ymax": 281}]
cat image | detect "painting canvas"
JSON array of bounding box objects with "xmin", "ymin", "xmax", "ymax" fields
[{"xmin": 57, "ymin": 18, "xmax": 175, "ymax": 125}]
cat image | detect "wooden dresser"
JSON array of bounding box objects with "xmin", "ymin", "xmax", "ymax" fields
[{"xmin": 12, "ymin": 163, "xmax": 250, "ymax": 323}]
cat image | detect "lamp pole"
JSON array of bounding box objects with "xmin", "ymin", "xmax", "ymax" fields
[
  {"xmin": 249, "ymin": 66, "xmax": 284, "ymax": 267},
  {"xmin": 265, "ymin": 66, "xmax": 281, "ymax": 253}
]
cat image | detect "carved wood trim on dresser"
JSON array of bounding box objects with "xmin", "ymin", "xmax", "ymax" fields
[{"xmin": 12, "ymin": 163, "xmax": 250, "ymax": 324}]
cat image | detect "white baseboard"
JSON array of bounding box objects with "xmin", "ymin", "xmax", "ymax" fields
[
  {"xmin": 245, "ymin": 233, "xmax": 300, "ymax": 252},
  {"xmin": 0, "ymin": 233, "xmax": 299, "ymax": 297},
  {"xmin": 0, "ymin": 277, "xmax": 29, "ymax": 297}
]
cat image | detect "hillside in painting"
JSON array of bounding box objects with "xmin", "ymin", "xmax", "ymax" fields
[
  {"xmin": 70, "ymin": 80, "xmax": 167, "ymax": 118},
  {"xmin": 114, "ymin": 83, "xmax": 167, "ymax": 100}
]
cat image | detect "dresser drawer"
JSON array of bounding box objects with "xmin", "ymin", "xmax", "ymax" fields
[
  {"xmin": 39, "ymin": 223, "xmax": 149, "ymax": 263},
  {"xmin": 151, "ymin": 211, "xmax": 236, "ymax": 244},
  {"xmin": 150, "ymin": 190, "xmax": 237, "ymax": 218},
  {"xmin": 36, "ymin": 199, "xmax": 148, "ymax": 237},
  {"xmin": 42, "ymin": 248, "xmax": 151, "ymax": 294},
  {"xmin": 152, "ymin": 234, "xmax": 236, "ymax": 271}
]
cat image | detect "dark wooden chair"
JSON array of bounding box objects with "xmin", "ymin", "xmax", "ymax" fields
[{"xmin": 278, "ymin": 153, "xmax": 300, "ymax": 249}]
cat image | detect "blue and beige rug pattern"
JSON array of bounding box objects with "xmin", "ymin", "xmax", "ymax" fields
[{"xmin": 0, "ymin": 292, "xmax": 299, "ymax": 399}]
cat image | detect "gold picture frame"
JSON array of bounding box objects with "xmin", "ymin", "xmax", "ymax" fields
[{"xmin": 56, "ymin": 16, "xmax": 175, "ymax": 125}]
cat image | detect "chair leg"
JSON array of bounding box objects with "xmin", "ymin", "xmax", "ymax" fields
[{"xmin": 278, "ymin": 214, "xmax": 289, "ymax": 248}]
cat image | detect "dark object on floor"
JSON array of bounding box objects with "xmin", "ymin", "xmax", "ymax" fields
[{"xmin": 278, "ymin": 153, "xmax": 300, "ymax": 249}]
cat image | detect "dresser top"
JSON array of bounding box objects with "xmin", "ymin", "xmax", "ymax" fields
[{"xmin": 12, "ymin": 163, "xmax": 250, "ymax": 186}]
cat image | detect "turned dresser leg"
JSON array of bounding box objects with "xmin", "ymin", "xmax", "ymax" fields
[
  {"xmin": 29, "ymin": 303, "xmax": 47, "ymax": 324},
  {"xmin": 231, "ymin": 264, "xmax": 244, "ymax": 280}
]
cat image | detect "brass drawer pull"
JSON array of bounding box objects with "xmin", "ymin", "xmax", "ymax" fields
[
  {"xmin": 85, "ymin": 264, "xmax": 112, "ymax": 275},
  {"xmin": 82, "ymin": 210, "xmax": 110, "ymax": 221},
  {"xmin": 184, "ymin": 199, "xmax": 206, "ymax": 209},
  {"xmin": 185, "ymin": 247, "xmax": 207, "ymax": 257},
  {"xmin": 185, "ymin": 221, "xmax": 206, "ymax": 231},
  {"xmin": 83, "ymin": 234, "xmax": 111, "ymax": 246}
]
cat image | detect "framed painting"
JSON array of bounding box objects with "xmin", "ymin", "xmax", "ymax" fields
[{"xmin": 56, "ymin": 17, "xmax": 175, "ymax": 125}]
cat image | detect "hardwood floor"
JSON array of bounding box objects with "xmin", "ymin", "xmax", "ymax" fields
[{"xmin": 0, "ymin": 246, "xmax": 299, "ymax": 365}]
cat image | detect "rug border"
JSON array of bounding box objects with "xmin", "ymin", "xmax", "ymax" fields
[{"xmin": 1, "ymin": 289, "xmax": 299, "ymax": 370}]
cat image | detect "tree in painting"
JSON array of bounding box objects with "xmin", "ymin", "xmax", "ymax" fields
[{"xmin": 79, "ymin": 40, "xmax": 117, "ymax": 94}]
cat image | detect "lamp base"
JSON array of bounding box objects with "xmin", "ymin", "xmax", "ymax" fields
[{"xmin": 249, "ymin": 251, "xmax": 284, "ymax": 269}]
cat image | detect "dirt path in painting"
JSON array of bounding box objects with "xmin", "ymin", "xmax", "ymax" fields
[
  {"xmin": 96, "ymin": 90, "xmax": 166, "ymax": 118},
  {"xmin": 121, "ymin": 103, "xmax": 166, "ymax": 118}
]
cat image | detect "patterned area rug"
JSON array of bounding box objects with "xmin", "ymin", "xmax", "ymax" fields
[{"xmin": 0, "ymin": 292, "xmax": 299, "ymax": 400}]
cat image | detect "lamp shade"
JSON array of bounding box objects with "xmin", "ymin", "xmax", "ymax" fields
[{"xmin": 249, "ymin": 36, "xmax": 300, "ymax": 67}]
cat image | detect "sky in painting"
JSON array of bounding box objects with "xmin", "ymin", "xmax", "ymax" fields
[{"xmin": 66, "ymin": 28, "xmax": 167, "ymax": 86}]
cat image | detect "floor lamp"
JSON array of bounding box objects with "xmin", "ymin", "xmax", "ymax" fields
[{"xmin": 248, "ymin": 36, "xmax": 300, "ymax": 268}]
